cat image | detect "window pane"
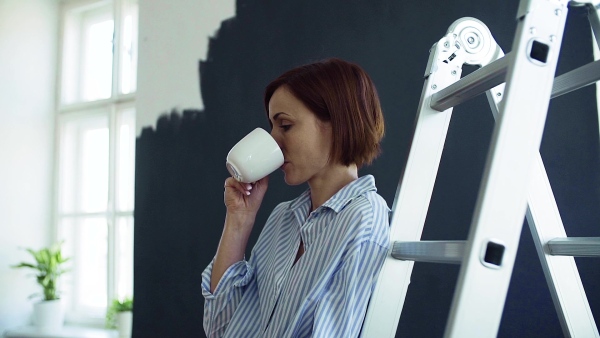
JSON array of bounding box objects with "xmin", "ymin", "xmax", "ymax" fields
[
  {"xmin": 116, "ymin": 108, "xmax": 136, "ymax": 211},
  {"xmin": 82, "ymin": 18, "xmax": 114, "ymax": 101},
  {"xmin": 79, "ymin": 218, "xmax": 108, "ymax": 309},
  {"xmin": 59, "ymin": 114, "xmax": 109, "ymax": 214},
  {"xmin": 61, "ymin": 3, "xmax": 114, "ymax": 104},
  {"xmin": 82, "ymin": 126, "xmax": 109, "ymax": 212},
  {"xmin": 116, "ymin": 216, "xmax": 134, "ymax": 300},
  {"xmin": 59, "ymin": 217, "xmax": 108, "ymax": 317},
  {"xmin": 119, "ymin": 1, "xmax": 138, "ymax": 94}
]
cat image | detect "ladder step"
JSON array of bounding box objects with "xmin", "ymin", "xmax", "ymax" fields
[
  {"xmin": 430, "ymin": 55, "xmax": 600, "ymax": 112},
  {"xmin": 431, "ymin": 54, "xmax": 509, "ymax": 111},
  {"xmin": 392, "ymin": 241, "xmax": 465, "ymax": 264},
  {"xmin": 551, "ymin": 59, "xmax": 600, "ymax": 98},
  {"xmin": 547, "ymin": 237, "xmax": 600, "ymax": 257}
]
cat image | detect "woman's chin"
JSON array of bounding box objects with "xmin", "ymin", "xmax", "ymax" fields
[{"xmin": 283, "ymin": 173, "xmax": 303, "ymax": 186}]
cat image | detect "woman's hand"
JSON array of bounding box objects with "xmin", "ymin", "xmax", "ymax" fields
[{"xmin": 223, "ymin": 176, "xmax": 269, "ymax": 218}]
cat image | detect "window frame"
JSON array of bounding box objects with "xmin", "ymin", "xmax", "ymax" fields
[{"xmin": 55, "ymin": 0, "xmax": 137, "ymax": 326}]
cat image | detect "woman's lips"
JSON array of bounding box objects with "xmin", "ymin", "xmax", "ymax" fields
[{"xmin": 281, "ymin": 162, "xmax": 289, "ymax": 170}]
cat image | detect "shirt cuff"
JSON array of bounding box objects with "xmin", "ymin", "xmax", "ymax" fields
[{"xmin": 201, "ymin": 259, "xmax": 254, "ymax": 299}]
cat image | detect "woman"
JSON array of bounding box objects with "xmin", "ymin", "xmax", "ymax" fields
[{"xmin": 202, "ymin": 58, "xmax": 390, "ymax": 337}]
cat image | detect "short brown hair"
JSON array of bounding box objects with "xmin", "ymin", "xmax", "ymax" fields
[{"xmin": 264, "ymin": 58, "xmax": 384, "ymax": 168}]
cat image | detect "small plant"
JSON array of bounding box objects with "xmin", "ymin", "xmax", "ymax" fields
[
  {"xmin": 12, "ymin": 242, "xmax": 70, "ymax": 301},
  {"xmin": 106, "ymin": 297, "xmax": 133, "ymax": 329}
]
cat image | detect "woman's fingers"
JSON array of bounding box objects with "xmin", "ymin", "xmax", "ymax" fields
[
  {"xmin": 224, "ymin": 177, "xmax": 252, "ymax": 196},
  {"xmin": 223, "ymin": 176, "xmax": 270, "ymax": 215}
]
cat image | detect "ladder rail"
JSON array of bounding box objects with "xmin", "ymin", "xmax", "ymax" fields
[
  {"xmin": 361, "ymin": 17, "xmax": 504, "ymax": 337},
  {"xmin": 486, "ymin": 72, "xmax": 600, "ymax": 338},
  {"xmin": 445, "ymin": 2, "xmax": 569, "ymax": 336},
  {"xmin": 524, "ymin": 154, "xmax": 600, "ymax": 337},
  {"xmin": 359, "ymin": 42, "xmax": 458, "ymax": 338}
]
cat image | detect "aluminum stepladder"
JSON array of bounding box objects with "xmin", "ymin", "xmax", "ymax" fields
[{"xmin": 361, "ymin": 0, "xmax": 600, "ymax": 337}]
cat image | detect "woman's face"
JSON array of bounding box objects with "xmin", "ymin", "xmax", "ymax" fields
[{"xmin": 268, "ymin": 86, "xmax": 333, "ymax": 186}]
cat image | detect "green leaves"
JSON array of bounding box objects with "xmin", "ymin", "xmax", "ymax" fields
[
  {"xmin": 11, "ymin": 242, "xmax": 70, "ymax": 301},
  {"xmin": 112, "ymin": 297, "xmax": 134, "ymax": 312},
  {"xmin": 105, "ymin": 297, "xmax": 134, "ymax": 328},
  {"xmin": 13, "ymin": 263, "xmax": 37, "ymax": 269}
]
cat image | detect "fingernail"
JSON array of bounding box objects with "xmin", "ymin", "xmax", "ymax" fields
[{"xmin": 246, "ymin": 191, "xmax": 251, "ymax": 195}]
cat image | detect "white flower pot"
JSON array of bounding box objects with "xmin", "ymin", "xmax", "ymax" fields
[
  {"xmin": 33, "ymin": 299, "xmax": 64, "ymax": 332},
  {"xmin": 116, "ymin": 311, "xmax": 133, "ymax": 338}
]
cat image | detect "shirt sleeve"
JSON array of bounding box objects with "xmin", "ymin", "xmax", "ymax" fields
[
  {"xmin": 312, "ymin": 240, "xmax": 389, "ymax": 338},
  {"xmin": 201, "ymin": 258, "xmax": 255, "ymax": 338}
]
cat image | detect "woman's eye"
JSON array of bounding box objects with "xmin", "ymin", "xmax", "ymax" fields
[{"xmin": 280, "ymin": 124, "xmax": 291, "ymax": 131}]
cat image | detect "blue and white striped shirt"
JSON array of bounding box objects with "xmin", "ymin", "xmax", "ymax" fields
[{"xmin": 202, "ymin": 175, "xmax": 390, "ymax": 338}]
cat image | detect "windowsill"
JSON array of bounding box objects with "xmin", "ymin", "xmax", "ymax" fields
[{"xmin": 2, "ymin": 325, "xmax": 117, "ymax": 338}]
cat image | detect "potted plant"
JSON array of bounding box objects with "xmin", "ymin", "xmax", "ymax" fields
[
  {"xmin": 12, "ymin": 242, "xmax": 70, "ymax": 331},
  {"xmin": 106, "ymin": 297, "xmax": 133, "ymax": 338}
]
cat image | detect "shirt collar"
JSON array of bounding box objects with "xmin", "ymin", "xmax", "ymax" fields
[
  {"xmin": 288, "ymin": 175, "xmax": 377, "ymax": 215},
  {"xmin": 321, "ymin": 175, "xmax": 377, "ymax": 212}
]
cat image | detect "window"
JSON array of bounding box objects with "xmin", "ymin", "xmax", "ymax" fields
[{"xmin": 56, "ymin": 0, "xmax": 138, "ymax": 325}]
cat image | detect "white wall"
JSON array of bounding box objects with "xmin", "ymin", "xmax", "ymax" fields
[
  {"xmin": 136, "ymin": 0, "xmax": 235, "ymax": 135},
  {"xmin": 0, "ymin": 0, "xmax": 57, "ymax": 332},
  {"xmin": 0, "ymin": 0, "xmax": 237, "ymax": 331}
]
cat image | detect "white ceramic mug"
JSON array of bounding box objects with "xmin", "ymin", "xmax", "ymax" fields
[{"xmin": 226, "ymin": 128, "xmax": 284, "ymax": 183}]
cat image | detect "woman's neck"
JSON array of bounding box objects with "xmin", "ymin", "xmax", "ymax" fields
[{"xmin": 308, "ymin": 163, "xmax": 358, "ymax": 211}]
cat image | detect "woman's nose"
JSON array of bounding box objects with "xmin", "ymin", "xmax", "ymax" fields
[
  {"xmin": 270, "ymin": 130, "xmax": 283, "ymax": 149},
  {"xmin": 269, "ymin": 128, "xmax": 278, "ymax": 141}
]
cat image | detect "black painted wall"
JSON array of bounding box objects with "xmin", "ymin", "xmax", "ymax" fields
[{"xmin": 133, "ymin": 1, "xmax": 600, "ymax": 337}]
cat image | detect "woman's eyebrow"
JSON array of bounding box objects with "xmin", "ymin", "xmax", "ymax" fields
[{"xmin": 271, "ymin": 112, "xmax": 289, "ymax": 122}]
